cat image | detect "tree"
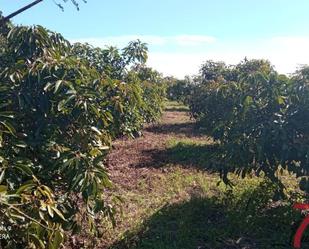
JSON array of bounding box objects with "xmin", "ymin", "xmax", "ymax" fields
[
  {"xmin": 122, "ymin": 39, "xmax": 149, "ymax": 65},
  {"xmin": 0, "ymin": 25, "xmax": 117, "ymax": 248},
  {"xmin": 72, "ymin": 40, "xmax": 151, "ymax": 80},
  {"xmin": 199, "ymin": 60, "xmax": 227, "ymax": 83},
  {"xmin": 234, "ymin": 58, "xmax": 274, "ymax": 79},
  {"xmin": 0, "ymin": 12, "xmax": 13, "ymax": 71},
  {"xmin": 0, "ymin": 24, "xmax": 166, "ymax": 248},
  {"xmin": 135, "ymin": 66, "xmax": 163, "ymax": 83},
  {"xmin": 187, "ymin": 59, "xmax": 309, "ymax": 194}
]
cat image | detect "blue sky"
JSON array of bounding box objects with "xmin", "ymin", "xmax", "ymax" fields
[{"xmin": 2, "ymin": 0, "xmax": 309, "ymax": 78}]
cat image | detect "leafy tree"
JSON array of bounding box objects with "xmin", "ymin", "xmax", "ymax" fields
[
  {"xmin": 134, "ymin": 66, "xmax": 162, "ymax": 83},
  {"xmin": 167, "ymin": 77, "xmax": 192, "ymax": 103},
  {"xmin": 0, "ymin": 25, "xmax": 118, "ymax": 248},
  {"xmin": 0, "ymin": 11, "xmax": 11, "ymax": 35},
  {"xmin": 199, "ymin": 60, "xmax": 228, "ymax": 83},
  {"xmin": 188, "ymin": 59, "xmax": 309, "ymax": 194},
  {"xmin": 122, "ymin": 39, "xmax": 148, "ymax": 66},
  {"xmin": 72, "ymin": 40, "xmax": 150, "ymax": 80},
  {"xmin": 0, "ymin": 25, "xmax": 164, "ymax": 248},
  {"xmin": 72, "ymin": 43, "xmax": 126, "ymax": 79},
  {"xmin": 0, "ymin": 12, "xmax": 13, "ymax": 72},
  {"xmin": 234, "ymin": 58, "xmax": 274, "ymax": 79}
]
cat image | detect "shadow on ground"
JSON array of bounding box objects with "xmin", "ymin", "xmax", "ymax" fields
[
  {"xmin": 135, "ymin": 140, "xmax": 219, "ymax": 170},
  {"xmin": 145, "ymin": 122, "xmax": 206, "ymax": 138},
  {"xmin": 164, "ymin": 107, "xmax": 190, "ymax": 112},
  {"xmin": 110, "ymin": 181, "xmax": 305, "ymax": 249}
]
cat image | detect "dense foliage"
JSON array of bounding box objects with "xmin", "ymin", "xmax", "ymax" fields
[
  {"xmin": 186, "ymin": 59, "xmax": 309, "ymax": 191},
  {"xmin": 0, "ymin": 24, "xmax": 164, "ymax": 248},
  {"xmin": 166, "ymin": 77, "xmax": 192, "ymax": 103},
  {"xmin": 71, "ymin": 42, "xmax": 165, "ymax": 137}
]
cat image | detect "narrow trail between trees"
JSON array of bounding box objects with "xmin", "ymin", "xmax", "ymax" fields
[
  {"xmin": 100, "ymin": 102, "xmax": 220, "ymax": 249},
  {"xmin": 95, "ymin": 102, "xmax": 299, "ymax": 249},
  {"xmin": 106, "ymin": 104, "xmax": 207, "ymax": 191}
]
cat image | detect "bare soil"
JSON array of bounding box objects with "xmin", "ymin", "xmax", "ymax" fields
[{"xmin": 106, "ymin": 110, "xmax": 206, "ymax": 191}]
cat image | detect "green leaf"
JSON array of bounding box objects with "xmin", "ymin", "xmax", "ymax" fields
[
  {"xmin": 15, "ymin": 164, "xmax": 33, "ymax": 176},
  {"xmin": 51, "ymin": 206, "xmax": 66, "ymax": 221},
  {"xmin": 89, "ymin": 148, "xmax": 101, "ymax": 157},
  {"xmin": 54, "ymin": 80, "xmax": 63, "ymax": 93},
  {"xmin": 0, "ymin": 121, "xmax": 16, "ymax": 135},
  {"xmin": 43, "ymin": 82, "xmax": 53, "ymax": 92},
  {"xmin": 47, "ymin": 205, "xmax": 54, "ymax": 218},
  {"xmin": 15, "ymin": 141, "xmax": 28, "ymax": 148},
  {"xmin": 16, "ymin": 183, "xmax": 36, "ymax": 194},
  {"xmin": 0, "ymin": 185, "xmax": 7, "ymax": 193},
  {"xmin": 49, "ymin": 231, "xmax": 64, "ymax": 249},
  {"xmin": 57, "ymin": 95, "xmax": 75, "ymax": 111},
  {"xmin": 277, "ymin": 96, "xmax": 285, "ymax": 105},
  {"xmin": 9, "ymin": 210, "xmax": 26, "ymax": 221},
  {"xmin": 91, "ymin": 126, "xmax": 102, "ymax": 135},
  {"xmin": 243, "ymin": 95, "xmax": 253, "ymax": 107},
  {"xmin": 0, "ymin": 170, "xmax": 5, "ymax": 184},
  {"xmin": 30, "ymin": 234, "xmax": 45, "ymax": 249},
  {"xmin": 0, "ymin": 111, "xmax": 14, "ymax": 119},
  {"xmin": 9, "ymin": 74, "xmax": 15, "ymax": 83}
]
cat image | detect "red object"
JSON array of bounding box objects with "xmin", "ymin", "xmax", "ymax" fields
[{"xmin": 293, "ymin": 203, "xmax": 309, "ymax": 248}]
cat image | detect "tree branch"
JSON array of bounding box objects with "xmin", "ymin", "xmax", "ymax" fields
[{"xmin": 0, "ymin": 0, "xmax": 44, "ymax": 27}]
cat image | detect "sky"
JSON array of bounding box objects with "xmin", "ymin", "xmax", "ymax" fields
[{"xmin": 2, "ymin": 0, "xmax": 309, "ymax": 78}]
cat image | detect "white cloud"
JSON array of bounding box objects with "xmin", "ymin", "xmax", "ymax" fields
[
  {"xmin": 71, "ymin": 35, "xmax": 166, "ymax": 47},
  {"xmin": 70, "ymin": 34, "xmax": 216, "ymax": 48},
  {"xmin": 147, "ymin": 52, "xmax": 202, "ymax": 78},
  {"xmin": 70, "ymin": 35, "xmax": 309, "ymax": 79},
  {"xmin": 173, "ymin": 35, "xmax": 216, "ymax": 46},
  {"xmin": 148, "ymin": 36, "xmax": 309, "ymax": 78},
  {"xmin": 147, "ymin": 52, "xmax": 243, "ymax": 78},
  {"xmin": 271, "ymin": 36, "xmax": 309, "ymax": 46},
  {"xmin": 221, "ymin": 36, "xmax": 309, "ymax": 76}
]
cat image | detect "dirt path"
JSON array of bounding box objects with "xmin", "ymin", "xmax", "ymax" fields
[
  {"xmin": 106, "ymin": 108, "xmax": 205, "ymax": 191},
  {"xmin": 75, "ymin": 104, "xmax": 298, "ymax": 249},
  {"xmin": 100, "ymin": 106, "xmax": 214, "ymax": 248}
]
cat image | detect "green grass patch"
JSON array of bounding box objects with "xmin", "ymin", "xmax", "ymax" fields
[
  {"xmin": 163, "ymin": 138, "xmax": 217, "ymax": 170},
  {"xmin": 110, "ymin": 175, "xmax": 305, "ymax": 249},
  {"xmin": 164, "ymin": 100, "xmax": 189, "ymax": 112},
  {"xmin": 106, "ymin": 139, "xmax": 305, "ymax": 249}
]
